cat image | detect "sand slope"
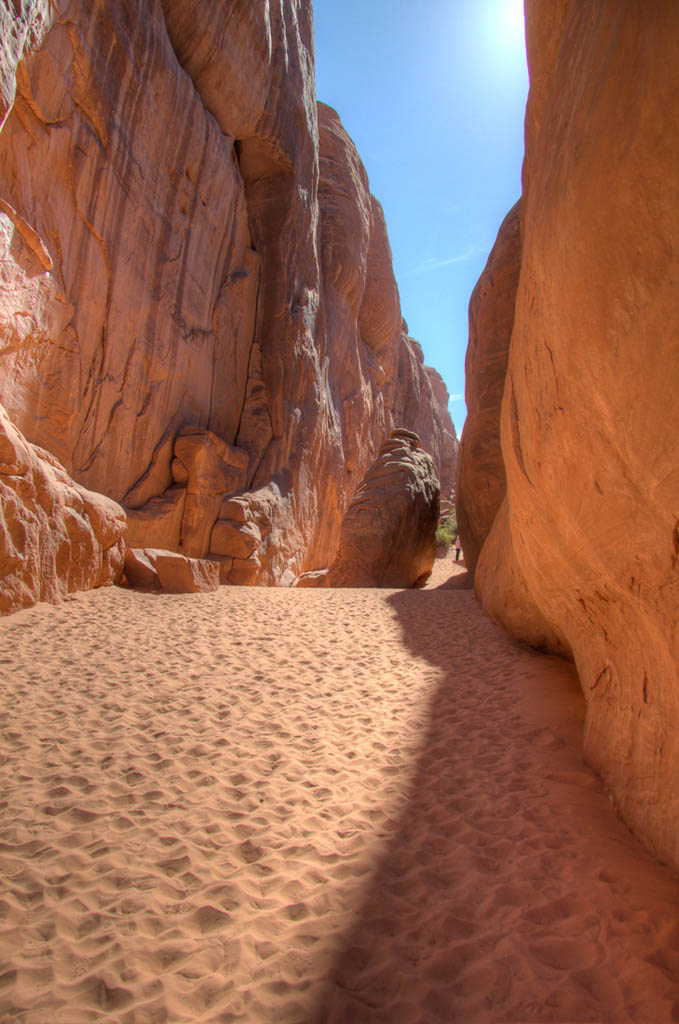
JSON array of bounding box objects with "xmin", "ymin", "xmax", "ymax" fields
[{"xmin": 0, "ymin": 557, "xmax": 677, "ymax": 1022}]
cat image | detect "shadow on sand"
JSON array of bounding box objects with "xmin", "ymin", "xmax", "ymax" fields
[
  {"xmin": 433, "ymin": 566, "xmax": 474, "ymax": 590},
  {"xmin": 311, "ymin": 584, "xmax": 679, "ymax": 1023}
]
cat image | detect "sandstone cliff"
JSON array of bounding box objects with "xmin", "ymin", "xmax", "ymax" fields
[
  {"xmin": 456, "ymin": 199, "xmax": 520, "ymax": 573},
  {"xmin": 0, "ymin": 0, "xmax": 456, "ymax": 595},
  {"xmin": 459, "ymin": 1, "xmax": 679, "ymax": 870}
]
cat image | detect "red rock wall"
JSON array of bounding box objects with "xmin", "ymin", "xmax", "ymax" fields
[
  {"xmin": 456, "ymin": 200, "xmax": 520, "ymax": 572},
  {"xmin": 463, "ymin": 0, "xmax": 679, "ymax": 870},
  {"xmin": 0, "ymin": 0, "xmax": 456, "ymax": 590}
]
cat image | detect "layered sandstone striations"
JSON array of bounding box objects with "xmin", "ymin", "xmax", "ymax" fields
[
  {"xmin": 0, "ymin": 403, "xmax": 125, "ymax": 614},
  {"xmin": 298, "ymin": 429, "xmax": 439, "ymax": 588},
  {"xmin": 460, "ymin": 1, "xmax": 679, "ymax": 869},
  {"xmin": 0, "ymin": 0, "xmax": 456, "ymax": 594}
]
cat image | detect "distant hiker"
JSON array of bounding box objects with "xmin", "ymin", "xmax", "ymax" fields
[{"xmin": 454, "ymin": 535, "xmax": 463, "ymax": 562}]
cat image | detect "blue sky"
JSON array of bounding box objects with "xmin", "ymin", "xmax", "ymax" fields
[{"xmin": 312, "ymin": 0, "xmax": 529, "ymax": 434}]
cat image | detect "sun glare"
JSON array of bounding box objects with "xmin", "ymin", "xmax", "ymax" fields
[
  {"xmin": 484, "ymin": 0, "xmax": 525, "ymax": 46},
  {"xmin": 505, "ymin": 0, "xmax": 526, "ymax": 38},
  {"xmin": 481, "ymin": 0, "xmax": 527, "ymax": 72}
]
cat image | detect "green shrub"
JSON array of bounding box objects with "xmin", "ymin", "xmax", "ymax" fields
[{"xmin": 435, "ymin": 511, "xmax": 458, "ymax": 550}]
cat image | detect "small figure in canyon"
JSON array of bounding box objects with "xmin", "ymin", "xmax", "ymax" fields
[{"xmin": 454, "ymin": 535, "xmax": 463, "ymax": 562}]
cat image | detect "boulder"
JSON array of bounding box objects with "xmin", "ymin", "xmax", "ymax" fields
[
  {"xmin": 123, "ymin": 548, "xmax": 219, "ymax": 594},
  {"xmin": 0, "ymin": 403, "xmax": 125, "ymax": 614},
  {"xmin": 300, "ymin": 429, "xmax": 440, "ymax": 588},
  {"xmin": 121, "ymin": 548, "xmax": 158, "ymax": 590}
]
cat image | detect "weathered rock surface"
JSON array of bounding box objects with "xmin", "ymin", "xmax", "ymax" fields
[
  {"xmin": 123, "ymin": 547, "xmax": 219, "ymax": 594},
  {"xmin": 474, "ymin": 497, "xmax": 571, "ymax": 658},
  {"xmin": 0, "ymin": 1, "xmax": 456, "ymax": 593},
  {"xmin": 0, "ymin": 1, "xmax": 50, "ymax": 130},
  {"xmin": 462, "ymin": 1, "xmax": 679, "ymax": 869},
  {"xmin": 173, "ymin": 428, "xmax": 249, "ymax": 558},
  {"xmin": 456, "ymin": 200, "xmax": 521, "ymax": 574},
  {"xmin": 0, "ymin": 403, "xmax": 125, "ymax": 614},
  {"xmin": 0, "ymin": 1, "xmax": 259, "ymax": 499},
  {"xmin": 394, "ymin": 333, "xmax": 458, "ymax": 499},
  {"xmin": 298, "ymin": 430, "xmax": 440, "ymax": 588},
  {"xmin": 124, "ymin": 487, "xmax": 186, "ymax": 552}
]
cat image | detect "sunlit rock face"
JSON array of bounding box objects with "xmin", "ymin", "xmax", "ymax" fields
[
  {"xmin": 0, "ymin": 404, "xmax": 125, "ymax": 614},
  {"xmin": 464, "ymin": 0, "xmax": 679, "ymax": 869},
  {"xmin": 456, "ymin": 200, "xmax": 521, "ymax": 574},
  {"xmin": 0, "ymin": 0, "xmax": 257, "ymax": 502},
  {"xmin": 0, "ymin": 0, "xmax": 456, "ymax": 591}
]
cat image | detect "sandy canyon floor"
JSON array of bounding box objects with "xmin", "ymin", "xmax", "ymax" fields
[{"xmin": 0, "ymin": 556, "xmax": 677, "ymax": 1023}]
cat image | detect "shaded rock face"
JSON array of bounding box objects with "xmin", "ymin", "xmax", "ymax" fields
[
  {"xmin": 299, "ymin": 430, "xmax": 440, "ymax": 589},
  {"xmin": 461, "ymin": 1, "xmax": 679, "ymax": 869},
  {"xmin": 0, "ymin": 1, "xmax": 456, "ymax": 591},
  {"xmin": 456, "ymin": 200, "xmax": 521, "ymax": 573},
  {"xmin": 0, "ymin": 404, "xmax": 125, "ymax": 614}
]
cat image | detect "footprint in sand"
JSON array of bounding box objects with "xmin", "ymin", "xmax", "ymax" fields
[{"xmin": 1, "ymin": 585, "xmax": 678, "ymax": 1024}]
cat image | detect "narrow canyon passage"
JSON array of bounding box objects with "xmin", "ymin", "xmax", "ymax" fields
[{"xmin": 0, "ymin": 562, "xmax": 677, "ymax": 1023}]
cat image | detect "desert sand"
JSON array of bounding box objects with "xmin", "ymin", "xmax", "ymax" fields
[{"xmin": 0, "ymin": 556, "xmax": 677, "ymax": 1023}]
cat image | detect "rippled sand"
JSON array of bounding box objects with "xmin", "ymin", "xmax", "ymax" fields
[{"xmin": 0, "ymin": 556, "xmax": 677, "ymax": 1022}]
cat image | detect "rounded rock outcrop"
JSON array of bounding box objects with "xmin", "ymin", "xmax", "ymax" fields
[
  {"xmin": 0, "ymin": 403, "xmax": 126, "ymax": 614},
  {"xmin": 299, "ymin": 429, "xmax": 440, "ymax": 589}
]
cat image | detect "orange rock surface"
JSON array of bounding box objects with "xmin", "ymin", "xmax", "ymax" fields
[
  {"xmin": 0, "ymin": 1, "xmax": 456, "ymax": 592},
  {"xmin": 0, "ymin": 403, "xmax": 125, "ymax": 614},
  {"xmin": 298, "ymin": 429, "xmax": 439, "ymax": 589},
  {"xmin": 123, "ymin": 547, "xmax": 219, "ymax": 594},
  {"xmin": 456, "ymin": 200, "xmax": 520, "ymax": 573},
  {"xmin": 461, "ymin": 1, "xmax": 679, "ymax": 870}
]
